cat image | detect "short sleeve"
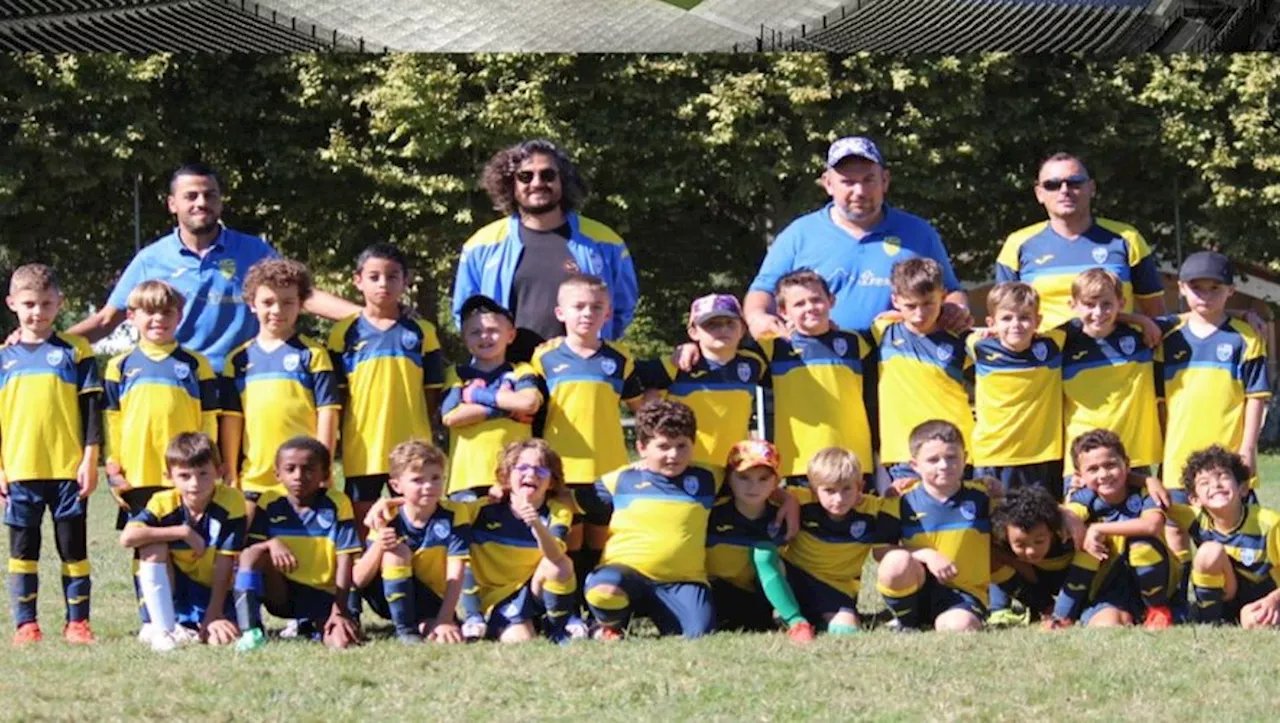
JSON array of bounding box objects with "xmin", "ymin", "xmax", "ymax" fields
[
  {"xmin": 220, "ymin": 371, "xmax": 243, "ymax": 415},
  {"xmin": 247, "ymin": 502, "xmax": 269, "ymax": 540},
  {"xmin": 548, "ymin": 500, "xmax": 574, "ymax": 544},
  {"xmin": 926, "ymin": 231, "xmax": 962, "ymax": 293},
  {"xmin": 215, "ymin": 514, "xmax": 247, "ymax": 556},
  {"xmin": 876, "ymin": 496, "xmax": 902, "ymax": 543},
  {"xmin": 417, "ymin": 320, "xmax": 445, "ymax": 389},
  {"xmin": 195, "ymin": 352, "xmax": 220, "ymax": 414},
  {"xmin": 447, "ymin": 511, "xmax": 472, "ymax": 558},
  {"xmin": 1242, "ymin": 329, "xmax": 1271, "ymax": 397},
  {"xmin": 1266, "ymin": 521, "xmax": 1280, "ymax": 587},
  {"xmin": 126, "ymin": 496, "xmax": 164, "ymax": 528},
  {"xmin": 635, "ymin": 358, "xmax": 674, "ymax": 392},
  {"xmin": 74, "ymin": 338, "xmax": 102, "ymax": 395},
  {"xmin": 440, "ymin": 366, "xmax": 464, "ymax": 415},
  {"xmin": 1125, "ymin": 232, "xmax": 1163, "ymax": 298},
  {"xmin": 106, "ymin": 253, "xmax": 149, "ymax": 310},
  {"xmin": 995, "ymin": 236, "xmax": 1022, "ymax": 283},
  {"xmin": 869, "ymin": 317, "xmax": 892, "ymax": 345},
  {"xmin": 620, "ymin": 355, "xmax": 643, "ymax": 402},
  {"xmin": 748, "ymin": 229, "xmax": 800, "ymax": 296}
]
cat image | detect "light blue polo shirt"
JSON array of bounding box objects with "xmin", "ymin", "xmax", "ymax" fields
[
  {"xmin": 749, "ymin": 203, "xmax": 960, "ymax": 332},
  {"xmin": 107, "ymin": 227, "xmax": 277, "ymax": 373}
]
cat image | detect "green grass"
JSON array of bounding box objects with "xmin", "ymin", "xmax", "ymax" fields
[
  {"xmin": 0, "ymin": 456, "xmax": 1278, "ymax": 720},
  {"xmin": 658, "ymin": 0, "xmax": 704, "ymax": 9}
]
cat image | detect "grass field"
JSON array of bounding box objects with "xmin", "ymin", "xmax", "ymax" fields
[{"xmin": 1, "ymin": 456, "xmax": 1278, "ymax": 721}]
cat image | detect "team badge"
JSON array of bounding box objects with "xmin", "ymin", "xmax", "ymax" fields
[
  {"xmin": 401, "ymin": 331, "xmax": 418, "ymax": 350},
  {"xmin": 849, "ymin": 520, "xmax": 867, "ymax": 539},
  {"xmin": 882, "ymin": 237, "xmax": 902, "ymax": 257},
  {"xmin": 45, "ymin": 349, "xmax": 64, "ymax": 366},
  {"xmin": 283, "ymin": 353, "xmax": 300, "ymax": 372},
  {"xmin": 503, "ymin": 601, "xmax": 522, "ymax": 619},
  {"xmin": 766, "ymin": 521, "xmax": 782, "ymax": 539},
  {"xmin": 1032, "ymin": 342, "xmax": 1048, "ymax": 361},
  {"xmin": 206, "ymin": 518, "xmax": 222, "ymax": 542},
  {"xmin": 587, "ymin": 249, "xmax": 604, "ymax": 275},
  {"xmin": 314, "ymin": 508, "xmax": 334, "ymax": 530},
  {"xmin": 218, "ymin": 258, "xmax": 237, "ymax": 280},
  {"xmin": 737, "ymin": 362, "xmax": 752, "ymax": 382},
  {"xmin": 682, "ymin": 475, "xmax": 700, "ymax": 496},
  {"xmin": 1216, "ymin": 343, "xmax": 1233, "ymax": 362},
  {"xmin": 959, "ymin": 501, "xmax": 977, "ymax": 521},
  {"xmin": 936, "ymin": 343, "xmax": 954, "ymax": 363},
  {"xmin": 1091, "ymin": 247, "xmax": 1109, "ymax": 264},
  {"xmin": 1119, "ymin": 337, "xmax": 1136, "ymax": 356},
  {"xmin": 600, "ymin": 358, "xmax": 618, "ymax": 376},
  {"xmin": 1125, "ymin": 496, "xmax": 1142, "ymax": 515},
  {"xmin": 833, "ymin": 338, "xmax": 849, "ymax": 357},
  {"xmin": 1238, "ymin": 547, "xmax": 1258, "ymax": 566},
  {"xmin": 431, "ymin": 520, "xmax": 451, "ymax": 540},
  {"xmin": 173, "ymin": 362, "xmax": 191, "ymax": 380}
]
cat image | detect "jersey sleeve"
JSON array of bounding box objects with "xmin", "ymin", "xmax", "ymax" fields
[
  {"xmin": 876, "ymin": 496, "xmax": 903, "ymax": 543},
  {"xmin": 994, "ymin": 235, "xmax": 1023, "ymax": 283},
  {"xmin": 332, "ymin": 493, "xmax": 362, "ymax": 554},
  {"xmin": 215, "ymin": 511, "xmax": 247, "ymax": 556},
  {"xmin": 307, "ymin": 342, "xmax": 342, "ymax": 410},
  {"xmin": 418, "ymin": 320, "xmax": 445, "ymax": 389},
  {"xmin": 1065, "ymin": 489, "xmax": 1092, "ymax": 522},
  {"xmin": 446, "ymin": 504, "xmax": 473, "ymax": 558},
  {"xmin": 74, "ymin": 337, "xmax": 103, "ymax": 395},
  {"xmin": 925, "ymin": 228, "xmax": 963, "ymax": 293},
  {"xmin": 635, "ymin": 358, "xmax": 674, "ymax": 392},
  {"xmin": 195, "ymin": 352, "xmax": 220, "ymax": 439},
  {"xmin": 583, "ymin": 474, "xmax": 617, "ymax": 519},
  {"xmin": 1125, "ymin": 230, "xmax": 1163, "ymax": 299},
  {"xmin": 106, "ymin": 253, "xmax": 149, "ymax": 310},
  {"xmin": 104, "ymin": 355, "xmax": 125, "ymax": 465},
  {"xmin": 1241, "ymin": 328, "xmax": 1271, "ymax": 398},
  {"xmin": 219, "ymin": 364, "xmax": 243, "ymax": 416},
  {"xmin": 748, "ymin": 229, "xmax": 799, "ymax": 296},
  {"xmin": 548, "ymin": 500, "xmax": 574, "ymax": 545},
  {"xmin": 440, "ymin": 366, "xmax": 465, "ymax": 416},
  {"xmin": 620, "ymin": 353, "xmax": 643, "ymax": 402},
  {"xmin": 1266, "ymin": 518, "xmax": 1280, "ymax": 587},
  {"xmin": 869, "ymin": 317, "xmax": 892, "ymax": 345},
  {"xmin": 125, "ymin": 493, "xmax": 166, "ymax": 528},
  {"xmin": 247, "ymin": 500, "xmax": 270, "ymax": 541},
  {"xmin": 508, "ymin": 362, "xmax": 542, "ymax": 401},
  {"xmin": 1164, "ymin": 502, "xmax": 1197, "ymax": 532}
]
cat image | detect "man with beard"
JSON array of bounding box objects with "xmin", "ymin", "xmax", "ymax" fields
[
  {"xmin": 453, "ymin": 140, "xmax": 638, "ymax": 363},
  {"xmin": 69, "ymin": 163, "xmax": 358, "ymax": 373}
]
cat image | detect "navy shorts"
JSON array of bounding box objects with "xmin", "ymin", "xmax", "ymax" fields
[
  {"xmin": 115, "ymin": 486, "xmax": 165, "ymax": 530},
  {"xmin": 710, "ymin": 579, "xmax": 777, "ymax": 632},
  {"xmin": 920, "ymin": 572, "xmax": 987, "ymax": 626},
  {"xmin": 1080, "ymin": 561, "xmax": 1143, "ymax": 625},
  {"xmin": 974, "ymin": 461, "xmax": 1063, "ymax": 498},
  {"xmin": 1224, "ymin": 576, "xmax": 1277, "ymax": 623},
  {"xmin": 345, "ymin": 474, "xmax": 389, "ymax": 503},
  {"xmin": 264, "ymin": 579, "xmax": 338, "ymax": 623},
  {"xmin": 4, "ymin": 480, "xmax": 84, "ymax": 527},
  {"xmin": 172, "ymin": 565, "xmax": 234, "ymax": 628},
  {"xmin": 994, "ymin": 567, "xmax": 1068, "ymax": 615},
  {"xmin": 485, "ymin": 582, "xmax": 545, "ymax": 636},
  {"xmin": 785, "ymin": 564, "xmax": 857, "ymax": 622},
  {"xmin": 585, "ymin": 565, "xmax": 714, "ymax": 638},
  {"xmin": 362, "ymin": 575, "xmax": 444, "ymax": 624}
]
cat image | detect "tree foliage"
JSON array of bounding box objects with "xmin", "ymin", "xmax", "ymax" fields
[{"xmin": 2, "ymin": 53, "xmax": 1277, "ymax": 351}]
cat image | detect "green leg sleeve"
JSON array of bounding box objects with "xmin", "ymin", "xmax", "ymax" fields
[{"xmin": 752, "ymin": 546, "xmax": 806, "ymax": 627}]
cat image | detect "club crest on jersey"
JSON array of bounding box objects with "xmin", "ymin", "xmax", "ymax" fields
[
  {"xmin": 833, "ymin": 337, "xmax": 849, "ymax": 357},
  {"xmin": 1032, "ymin": 342, "xmax": 1048, "ymax": 362},
  {"xmin": 503, "ymin": 601, "xmax": 522, "ymax": 619},
  {"xmin": 936, "ymin": 344, "xmax": 954, "ymax": 363},
  {"xmin": 431, "ymin": 520, "xmax": 451, "ymax": 540},
  {"xmin": 1091, "ymin": 247, "xmax": 1108, "ymax": 264},
  {"xmin": 206, "ymin": 517, "xmax": 222, "ymax": 542},
  {"xmin": 737, "ymin": 362, "xmax": 752, "ymax": 382},
  {"xmin": 849, "ymin": 520, "xmax": 867, "ymax": 539},
  {"xmin": 218, "ymin": 258, "xmax": 237, "ymax": 280},
  {"xmin": 1216, "ymin": 343, "xmax": 1233, "ymax": 362},
  {"xmin": 1119, "ymin": 336, "xmax": 1136, "ymax": 356},
  {"xmin": 173, "ymin": 362, "xmax": 191, "ymax": 380},
  {"xmin": 401, "ymin": 331, "xmax": 419, "ymax": 350},
  {"xmin": 882, "ymin": 237, "xmax": 902, "ymax": 257},
  {"xmin": 1125, "ymin": 495, "xmax": 1142, "ymax": 515},
  {"xmin": 682, "ymin": 475, "xmax": 700, "ymax": 496},
  {"xmin": 314, "ymin": 508, "xmax": 335, "ymax": 529},
  {"xmin": 1238, "ymin": 547, "xmax": 1258, "ymax": 566},
  {"xmin": 959, "ymin": 501, "xmax": 977, "ymax": 521},
  {"xmin": 283, "ymin": 353, "xmax": 301, "ymax": 372},
  {"xmin": 45, "ymin": 349, "xmax": 64, "ymax": 366},
  {"xmin": 600, "ymin": 358, "xmax": 618, "ymax": 376}
]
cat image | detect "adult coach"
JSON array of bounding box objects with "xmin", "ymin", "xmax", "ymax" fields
[
  {"xmin": 452, "ymin": 139, "xmax": 638, "ymax": 362},
  {"xmin": 745, "ymin": 136, "xmax": 971, "ymax": 338},
  {"xmin": 996, "ymin": 152, "xmax": 1165, "ymax": 331},
  {"xmin": 69, "ymin": 163, "xmax": 358, "ymax": 372}
]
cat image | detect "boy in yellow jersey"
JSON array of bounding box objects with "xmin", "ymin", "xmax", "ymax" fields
[
  {"xmin": 120, "ymin": 433, "xmax": 245, "ymax": 651},
  {"xmin": 223, "ymin": 260, "xmax": 340, "ymax": 514},
  {"xmin": 233, "ymin": 437, "xmax": 362, "ymax": 651},
  {"xmin": 872, "ymin": 258, "xmax": 973, "ymax": 489},
  {"xmin": 1155, "ymin": 252, "xmax": 1270, "ymax": 499},
  {"xmin": 706, "ymin": 439, "xmax": 814, "ymax": 644},
  {"xmin": 105, "ymin": 281, "xmax": 219, "ymax": 527},
  {"xmin": 1176, "ymin": 446, "xmax": 1280, "ymax": 627},
  {"xmin": 755, "ymin": 270, "xmax": 872, "ymax": 488},
  {"xmin": 1046, "ymin": 430, "xmax": 1174, "ymax": 629},
  {"xmin": 876, "ymin": 420, "xmax": 991, "ymax": 632},
  {"xmin": 581, "ymin": 400, "xmax": 718, "ymax": 639},
  {"xmin": 969, "ymin": 282, "xmax": 1065, "ymax": 495},
  {"xmin": 354, "ymin": 440, "xmax": 471, "ymax": 645},
  {"xmin": 328, "ymin": 243, "xmax": 444, "ymax": 539},
  {"xmin": 783, "ymin": 447, "xmax": 893, "ymax": 635},
  {"xmin": 640, "ymin": 294, "xmax": 766, "ymax": 473},
  {"xmin": 0, "ymin": 264, "xmax": 102, "ymax": 645},
  {"xmin": 1059, "ymin": 268, "xmax": 1165, "ymax": 490},
  {"xmin": 465, "ymin": 439, "xmax": 581, "ymax": 643},
  {"xmin": 988, "ymin": 485, "xmax": 1078, "ymax": 626},
  {"xmin": 441, "ymin": 296, "xmax": 541, "ymax": 500},
  {"xmin": 530, "ymin": 273, "xmax": 643, "ymax": 593}
]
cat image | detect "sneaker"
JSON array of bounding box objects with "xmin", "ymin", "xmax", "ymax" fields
[
  {"xmin": 235, "ymin": 627, "xmax": 268, "ymax": 653},
  {"xmin": 883, "ymin": 617, "xmax": 917, "ymax": 633},
  {"xmin": 63, "ymin": 620, "xmax": 95, "ymax": 645},
  {"xmin": 787, "ymin": 621, "xmax": 816, "ymax": 645},
  {"xmin": 1144, "ymin": 605, "xmax": 1174, "ymax": 630},
  {"xmin": 563, "ymin": 616, "xmax": 590, "ymax": 641},
  {"xmin": 170, "ymin": 625, "xmax": 200, "ymax": 646},
  {"xmin": 460, "ymin": 614, "xmax": 487, "ymax": 642},
  {"xmin": 278, "ymin": 619, "xmax": 303, "ymax": 639},
  {"xmin": 137, "ymin": 623, "xmax": 158, "ymax": 644},
  {"xmin": 987, "ymin": 608, "xmax": 1029, "ymax": 628},
  {"xmin": 396, "ymin": 631, "xmax": 424, "ymax": 645},
  {"xmin": 12, "ymin": 622, "xmax": 42, "ymax": 646},
  {"xmin": 593, "ymin": 626, "xmax": 625, "ymax": 641},
  {"xmin": 1041, "ymin": 617, "xmax": 1074, "ymax": 631},
  {"xmin": 149, "ymin": 631, "xmax": 178, "ymax": 653}
]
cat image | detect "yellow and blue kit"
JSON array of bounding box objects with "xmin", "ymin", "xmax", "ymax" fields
[
  {"xmin": 996, "ymin": 218, "xmax": 1163, "ymax": 331},
  {"xmin": 105, "ymin": 341, "xmax": 218, "ymax": 491},
  {"xmin": 638, "ymin": 351, "xmax": 767, "ymax": 471},
  {"xmin": 1173, "ymin": 504, "xmax": 1280, "ymax": 623},
  {"xmin": 705, "ymin": 500, "xmax": 787, "ymax": 630},
  {"xmin": 364, "ymin": 501, "xmax": 473, "ymax": 630},
  {"xmin": 582, "ymin": 464, "xmax": 720, "ymax": 638},
  {"xmin": 1061, "ymin": 319, "xmax": 1163, "ymax": 475},
  {"xmin": 1052, "ymin": 487, "xmax": 1171, "ymax": 623},
  {"xmin": 782, "ymin": 488, "xmax": 893, "ymax": 620},
  {"xmin": 990, "ymin": 535, "xmax": 1075, "ymax": 615},
  {"xmin": 223, "ymin": 335, "xmax": 341, "ymax": 497},
  {"xmin": 871, "ymin": 319, "xmax": 973, "ymax": 468},
  {"xmin": 328, "ymin": 313, "xmax": 444, "ymax": 501},
  {"xmin": 440, "ymin": 362, "xmax": 540, "ymax": 495},
  {"xmin": 876, "ymin": 481, "xmax": 992, "ymax": 628},
  {"xmin": 530, "ymin": 338, "xmax": 643, "ymax": 484},
  {"xmin": 469, "ymin": 497, "xmax": 576, "ymax": 633},
  {"xmin": 968, "ymin": 334, "xmax": 1065, "ymax": 493},
  {"xmin": 126, "ymin": 485, "xmax": 246, "ymax": 624},
  {"xmin": 1156, "ymin": 315, "xmax": 1271, "ymax": 492},
  {"xmin": 757, "ymin": 330, "xmax": 872, "ymax": 479},
  {"xmin": 1, "ymin": 333, "xmax": 102, "ymax": 627}
]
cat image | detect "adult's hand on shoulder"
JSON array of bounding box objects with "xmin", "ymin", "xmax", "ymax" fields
[
  {"xmin": 746, "ymin": 312, "xmax": 789, "ymax": 341},
  {"xmin": 673, "ymin": 343, "xmax": 701, "ymax": 373},
  {"xmin": 3, "ymin": 329, "xmax": 18, "ymax": 346},
  {"xmin": 938, "ymin": 303, "xmax": 974, "ymax": 333}
]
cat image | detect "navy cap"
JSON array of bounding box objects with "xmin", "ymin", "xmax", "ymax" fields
[
  {"xmin": 826, "ymin": 136, "xmax": 885, "ymax": 168},
  {"xmin": 459, "ymin": 294, "xmax": 514, "ymax": 323},
  {"xmin": 1179, "ymin": 251, "xmax": 1234, "ymax": 285}
]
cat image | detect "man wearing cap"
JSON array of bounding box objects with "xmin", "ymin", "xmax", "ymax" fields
[
  {"xmin": 453, "ymin": 139, "xmax": 638, "ymax": 363},
  {"xmin": 66, "ymin": 162, "xmax": 359, "ymax": 373},
  {"xmin": 996, "ymin": 152, "xmax": 1166, "ymax": 331},
  {"xmin": 744, "ymin": 136, "xmax": 970, "ymax": 339}
]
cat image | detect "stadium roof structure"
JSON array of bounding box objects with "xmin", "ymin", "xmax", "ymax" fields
[{"xmin": 1, "ymin": 0, "xmax": 1277, "ymax": 51}]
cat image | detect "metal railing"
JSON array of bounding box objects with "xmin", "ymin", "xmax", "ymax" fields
[
  {"xmin": 744, "ymin": 1, "xmax": 868, "ymax": 51},
  {"xmin": 215, "ymin": 0, "xmax": 386, "ymax": 51}
]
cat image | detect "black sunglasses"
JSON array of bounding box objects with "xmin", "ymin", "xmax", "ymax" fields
[
  {"xmin": 1040, "ymin": 174, "xmax": 1089, "ymax": 192},
  {"xmin": 515, "ymin": 169, "xmax": 559, "ymax": 184}
]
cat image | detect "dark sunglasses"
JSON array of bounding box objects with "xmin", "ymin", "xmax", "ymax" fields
[
  {"xmin": 515, "ymin": 169, "xmax": 559, "ymax": 184},
  {"xmin": 1040, "ymin": 174, "xmax": 1089, "ymax": 192},
  {"xmin": 514, "ymin": 463, "xmax": 552, "ymax": 479}
]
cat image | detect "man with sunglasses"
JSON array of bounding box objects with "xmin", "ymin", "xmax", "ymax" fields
[
  {"xmin": 453, "ymin": 139, "xmax": 638, "ymax": 363},
  {"xmin": 997, "ymin": 152, "xmax": 1166, "ymax": 331}
]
